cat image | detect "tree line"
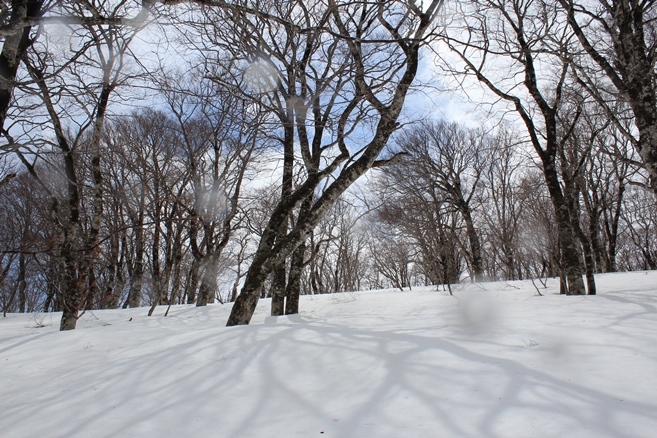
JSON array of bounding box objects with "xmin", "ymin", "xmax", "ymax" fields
[{"xmin": 0, "ymin": 0, "xmax": 656, "ymax": 329}]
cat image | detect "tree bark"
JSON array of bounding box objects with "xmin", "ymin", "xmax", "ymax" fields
[
  {"xmin": 18, "ymin": 252, "xmax": 26, "ymax": 313},
  {"xmin": 225, "ymin": 0, "xmax": 441, "ymax": 326},
  {"xmin": 270, "ymin": 105, "xmax": 295, "ymax": 316},
  {"xmin": 185, "ymin": 258, "xmax": 200, "ymax": 304},
  {"xmin": 197, "ymin": 254, "xmax": 219, "ymax": 307},
  {"xmin": 459, "ymin": 202, "xmax": 484, "ymax": 282},
  {"xmin": 0, "ymin": 0, "xmax": 43, "ymax": 131},
  {"xmin": 285, "ymin": 237, "xmax": 306, "ymax": 315},
  {"xmin": 560, "ymin": 0, "xmax": 657, "ymax": 195}
]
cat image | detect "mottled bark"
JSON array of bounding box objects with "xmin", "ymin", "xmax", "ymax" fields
[
  {"xmin": 560, "ymin": 0, "xmax": 657, "ymax": 195},
  {"xmin": 280, "ymin": 158, "xmax": 312, "ymax": 315},
  {"xmin": 270, "ymin": 103, "xmax": 295, "ymax": 316},
  {"xmin": 147, "ymin": 216, "xmax": 163, "ymax": 316},
  {"xmin": 604, "ymin": 179, "xmax": 624, "ymax": 272},
  {"xmin": 168, "ymin": 228, "xmax": 185, "ymax": 306},
  {"xmin": 285, "ymin": 234, "xmax": 306, "ymax": 315},
  {"xmin": 0, "ymin": 0, "xmax": 43, "ymax": 131},
  {"xmin": 226, "ymin": 0, "xmax": 442, "ymax": 325},
  {"xmin": 543, "ymin": 161, "xmax": 586, "ymax": 295},
  {"xmin": 269, "ymin": 264, "xmax": 286, "ymax": 316},
  {"xmin": 101, "ymin": 230, "xmax": 122, "ymax": 309},
  {"xmin": 126, "ymin": 224, "xmax": 144, "ymax": 308}
]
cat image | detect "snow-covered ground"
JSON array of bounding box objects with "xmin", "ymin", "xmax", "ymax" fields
[{"xmin": 2, "ymin": 271, "xmax": 656, "ymax": 437}]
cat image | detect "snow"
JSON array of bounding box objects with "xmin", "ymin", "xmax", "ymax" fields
[{"xmin": 2, "ymin": 271, "xmax": 656, "ymax": 437}]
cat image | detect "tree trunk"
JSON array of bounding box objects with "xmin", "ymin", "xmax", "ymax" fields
[
  {"xmin": 185, "ymin": 258, "xmax": 200, "ymax": 304},
  {"xmin": 101, "ymin": 238, "xmax": 120, "ymax": 309},
  {"xmin": 0, "ymin": 1, "xmax": 43, "ymax": 130},
  {"xmin": 60, "ymin": 249, "xmax": 82, "ymax": 331},
  {"xmin": 127, "ymin": 223, "xmax": 144, "ymax": 308},
  {"xmin": 226, "ymin": 250, "xmax": 271, "ymax": 325},
  {"xmin": 605, "ymin": 179, "xmax": 624, "ymax": 273},
  {"xmin": 542, "ymin": 160, "xmax": 586, "ymax": 295},
  {"xmin": 18, "ymin": 252, "xmax": 26, "ymax": 313},
  {"xmin": 577, "ymin": 231, "xmax": 597, "ymax": 295},
  {"xmin": 270, "ymin": 264, "xmax": 286, "ymax": 316},
  {"xmin": 460, "ymin": 203, "xmax": 484, "ymax": 282},
  {"xmin": 225, "ymin": 0, "xmax": 437, "ymax": 326},
  {"xmin": 285, "ymin": 238, "xmax": 306, "ymax": 315},
  {"xmin": 271, "ymin": 111, "xmax": 294, "ymax": 316},
  {"xmin": 197, "ymin": 254, "xmax": 220, "ymax": 307}
]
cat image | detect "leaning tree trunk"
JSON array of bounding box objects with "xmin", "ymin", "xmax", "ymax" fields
[
  {"xmin": 225, "ymin": 0, "xmax": 441, "ymax": 326},
  {"xmin": 0, "ymin": 1, "xmax": 43, "ymax": 131}
]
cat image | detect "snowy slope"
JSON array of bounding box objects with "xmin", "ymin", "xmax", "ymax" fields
[{"xmin": 2, "ymin": 271, "xmax": 656, "ymax": 438}]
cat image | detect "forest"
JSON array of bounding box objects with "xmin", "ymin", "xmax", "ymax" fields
[{"xmin": 1, "ymin": 0, "xmax": 656, "ymax": 330}]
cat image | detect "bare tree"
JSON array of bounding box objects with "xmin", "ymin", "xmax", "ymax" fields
[
  {"xmin": 438, "ymin": 0, "xmax": 590, "ymax": 294},
  {"xmin": 373, "ymin": 164, "xmax": 464, "ymax": 291},
  {"xmin": 557, "ymin": 0, "xmax": 657, "ymax": 195},
  {"xmin": 481, "ymin": 128, "xmax": 526, "ymax": 280},
  {"xmin": 177, "ymin": 0, "xmax": 445, "ymax": 325},
  {"xmin": 160, "ymin": 74, "xmax": 260, "ymax": 308},
  {"xmin": 0, "ymin": 172, "xmax": 51, "ymax": 315},
  {"xmin": 516, "ymin": 171, "xmax": 561, "ymax": 281},
  {"xmin": 621, "ymin": 185, "xmax": 657, "ymax": 270},
  {"xmin": 0, "ymin": 0, "xmax": 45, "ymax": 133},
  {"xmin": 303, "ymin": 197, "xmax": 368, "ymax": 294},
  {"xmin": 395, "ymin": 121, "xmax": 487, "ymax": 282},
  {"xmin": 6, "ymin": 3, "xmax": 145, "ymax": 329}
]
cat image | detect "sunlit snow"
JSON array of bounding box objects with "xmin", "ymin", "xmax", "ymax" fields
[{"xmin": 1, "ymin": 271, "xmax": 656, "ymax": 437}]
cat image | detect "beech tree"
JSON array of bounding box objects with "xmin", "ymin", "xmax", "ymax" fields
[
  {"xmin": 160, "ymin": 75, "xmax": 260, "ymax": 308},
  {"xmin": 0, "ymin": 0, "xmax": 153, "ymax": 134},
  {"xmin": 178, "ymin": 0, "xmax": 445, "ymax": 325},
  {"xmin": 557, "ymin": 0, "xmax": 657, "ymax": 195},
  {"xmin": 304, "ymin": 197, "xmax": 369, "ymax": 294},
  {"xmin": 438, "ymin": 0, "xmax": 590, "ymax": 294},
  {"xmin": 395, "ymin": 121, "xmax": 487, "ymax": 282},
  {"xmin": 0, "ymin": 172, "xmax": 50, "ymax": 315},
  {"xmin": 481, "ymin": 128, "xmax": 525, "ymax": 280},
  {"xmin": 6, "ymin": 4, "xmax": 144, "ymax": 329},
  {"xmin": 372, "ymin": 171, "xmax": 464, "ymax": 290}
]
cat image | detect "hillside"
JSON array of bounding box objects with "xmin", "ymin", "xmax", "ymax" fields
[{"xmin": 2, "ymin": 271, "xmax": 656, "ymax": 437}]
